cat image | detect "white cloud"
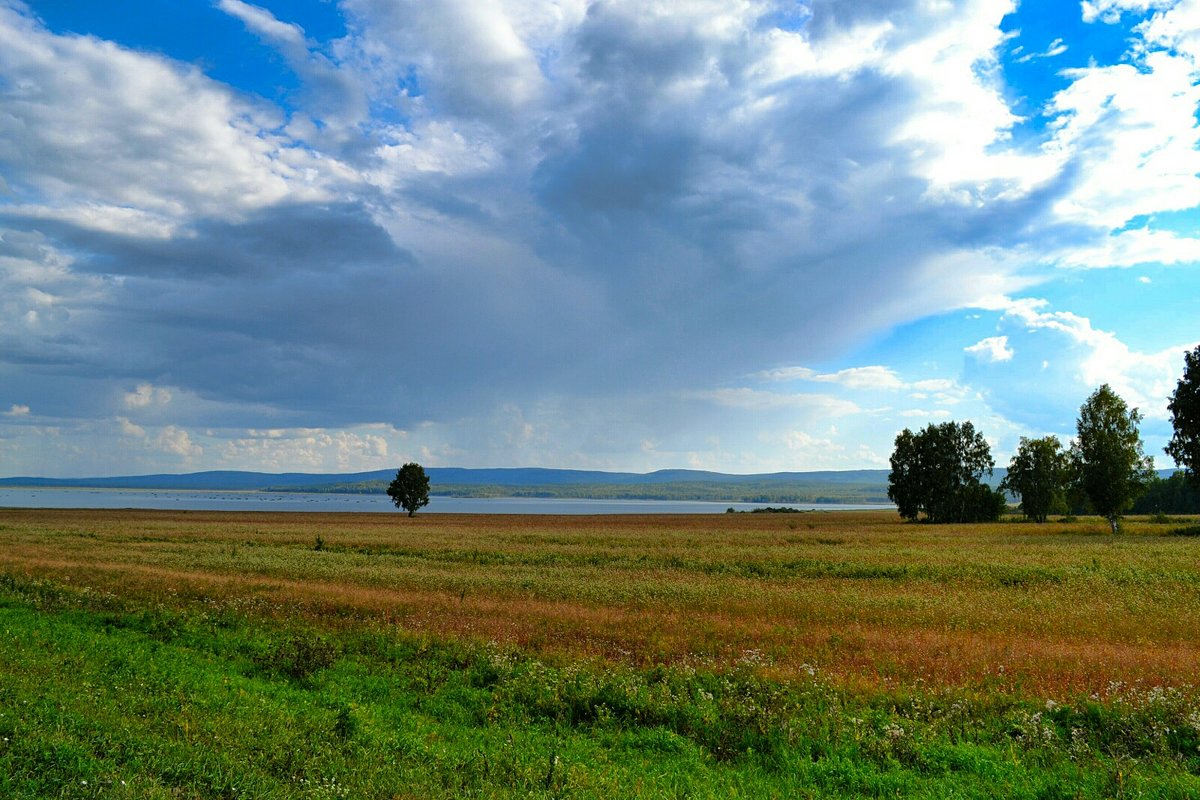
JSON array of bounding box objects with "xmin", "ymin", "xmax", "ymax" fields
[
  {"xmin": 900, "ymin": 408, "xmax": 953, "ymax": 419},
  {"xmin": 342, "ymin": 0, "xmax": 556, "ymax": 121},
  {"xmin": 217, "ymin": 0, "xmax": 306, "ymax": 48},
  {"xmin": 1047, "ymin": 52, "xmax": 1200, "ymax": 231},
  {"xmin": 964, "ymin": 335, "xmax": 1014, "ymax": 363},
  {"xmin": 1082, "ymin": 1, "xmax": 1175, "ymax": 25},
  {"xmin": 219, "ymin": 425, "xmax": 405, "ymax": 471},
  {"xmin": 4, "ymin": 404, "xmax": 30, "ymax": 416},
  {"xmin": 1058, "ymin": 227, "xmax": 1200, "ymax": 269},
  {"xmin": 117, "ymin": 417, "xmax": 146, "ymax": 438},
  {"xmin": 696, "ymin": 388, "xmax": 860, "ymax": 414},
  {"xmin": 776, "ymin": 429, "xmax": 851, "ymax": 469},
  {"xmin": 0, "ymin": 3, "xmax": 342, "ymax": 227},
  {"xmin": 155, "ymin": 426, "xmax": 202, "ymax": 459},
  {"xmin": 972, "ymin": 297, "xmax": 1195, "ymax": 424},
  {"xmin": 755, "ymin": 365, "xmax": 906, "ymax": 391},
  {"xmin": 1014, "ymin": 37, "xmax": 1068, "ymax": 63},
  {"xmin": 123, "ymin": 384, "xmax": 172, "ymax": 410}
]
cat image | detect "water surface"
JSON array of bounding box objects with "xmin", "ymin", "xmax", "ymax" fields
[{"xmin": 0, "ymin": 487, "xmax": 892, "ymax": 514}]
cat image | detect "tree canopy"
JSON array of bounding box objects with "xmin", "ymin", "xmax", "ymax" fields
[
  {"xmin": 1071, "ymin": 384, "xmax": 1154, "ymax": 533},
  {"xmin": 1166, "ymin": 345, "xmax": 1200, "ymax": 487},
  {"xmin": 1000, "ymin": 436, "xmax": 1070, "ymax": 523},
  {"xmin": 887, "ymin": 421, "xmax": 1005, "ymax": 523},
  {"xmin": 387, "ymin": 463, "xmax": 431, "ymax": 517}
]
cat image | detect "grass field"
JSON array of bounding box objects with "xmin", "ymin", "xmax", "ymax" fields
[{"xmin": 1, "ymin": 507, "xmax": 1198, "ymax": 797}]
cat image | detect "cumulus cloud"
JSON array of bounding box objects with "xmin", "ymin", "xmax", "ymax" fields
[
  {"xmin": 964, "ymin": 336, "xmax": 1014, "ymax": 363},
  {"xmin": 965, "ymin": 297, "xmax": 1195, "ymax": 431},
  {"xmin": 123, "ymin": 384, "xmax": 172, "ymax": 410},
  {"xmin": 117, "ymin": 416, "xmax": 146, "ymax": 438},
  {"xmin": 0, "ymin": 3, "xmax": 354, "ymax": 234},
  {"xmin": 4, "ymin": 404, "xmax": 30, "ymax": 416},
  {"xmin": 1047, "ymin": 54, "xmax": 1200, "ymax": 231},
  {"xmin": 155, "ymin": 426, "xmax": 201, "ymax": 459}
]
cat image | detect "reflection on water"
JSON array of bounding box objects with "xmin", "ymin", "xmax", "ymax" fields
[{"xmin": 0, "ymin": 487, "xmax": 892, "ymax": 515}]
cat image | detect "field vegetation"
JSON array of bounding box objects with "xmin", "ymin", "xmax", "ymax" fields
[{"xmin": 1, "ymin": 508, "xmax": 1199, "ymax": 797}]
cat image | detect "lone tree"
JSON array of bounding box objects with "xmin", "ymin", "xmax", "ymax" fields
[
  {"xmin": 1000, "ymin": 436, "xmax": 1070, "ymax": 523},
  {"xmin": 387, "ymin": 462, "xmax": 430, "ymax": 517},
  {"xmin": 1071, "ymin": 384, "xmax": 1154, "ymax": 534},
  {"xmin": 1166, "ymin": 345, "xmax": 1200, "ymax": 486},
  {"xmin": 888, "ymin": 420, "xmax": 1006, "ymax": 523}
]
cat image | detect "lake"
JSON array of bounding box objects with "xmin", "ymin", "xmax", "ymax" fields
[{"xmin": 0, "ymin": 487, "xmax": 892, "ymax": 515}]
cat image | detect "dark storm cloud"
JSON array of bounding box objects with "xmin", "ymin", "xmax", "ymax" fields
[{"xmin": 1, "ymin": 203, "xmax": 409, "ymax": 280}]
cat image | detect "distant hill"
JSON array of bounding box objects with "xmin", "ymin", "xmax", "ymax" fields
[
  {"xmin": 3, "ymin": 467, "xmax": 1176, "ymax": 503},
  {"xmin": 0, "ymin": 470, "xmax": 395, "ymax": 491},
  {"xmin": 0, "ymin": 467, "xmax": 894, "ymax": 502}
]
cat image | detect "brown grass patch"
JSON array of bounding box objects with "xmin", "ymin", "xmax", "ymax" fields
[{"xmin": 1, "ymin": 507, "xmax": 1198, "ymax": 695}]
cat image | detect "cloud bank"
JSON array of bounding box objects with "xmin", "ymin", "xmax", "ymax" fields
[{"xmin": 1, "ymin": 0, "xmax": 1198, "ymax": 475}]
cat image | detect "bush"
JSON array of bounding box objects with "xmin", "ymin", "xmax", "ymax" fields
[{"xmin": 254, "ymin": 634, "xmax": 339, "ymax": 682}]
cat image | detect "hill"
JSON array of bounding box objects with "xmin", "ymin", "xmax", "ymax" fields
[{"xmin": 0, "ymin": 467, "xmax": 894, "ymax": 503}]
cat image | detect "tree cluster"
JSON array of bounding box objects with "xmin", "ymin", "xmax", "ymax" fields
[
  {"xmin": 887, "ymin": 421, "xmax": 1006, "ymax": 523},
  {"xmin": 998, "ymin": 435, "xmax": 1070, "ymax": 523},
  {"xmin": 888, "ymin": 382, "xmax": 1163, "ymax": 531}
]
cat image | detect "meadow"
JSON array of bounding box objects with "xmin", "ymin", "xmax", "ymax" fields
[{"xmin": 1, "ymin": 507, "xmax": 1198, "ymax": 797}]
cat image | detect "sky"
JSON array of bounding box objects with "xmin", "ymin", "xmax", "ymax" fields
[{"xmin": 1, "ymin": 0, "xmax": 1199, "ymax": 478}]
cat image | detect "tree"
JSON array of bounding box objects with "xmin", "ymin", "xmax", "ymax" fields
[
  {"xmin": 1131, "ymin": 471, "xmax": 1200, "ymax": 515},
  {"xmin": 1166, "ymin": 345, "xmax": 1200, "ymax": 487},
  {"xmin": 1071, "ymin": 384, "xmax": 1154, "ymax": 534},
  {"xmin": 1000, "ymin": 436, "xmax": 1070, "ymax": 523},
  {"xmin": 387, "ymin": 462, "xmax": 430, "ymax": 517},
  {"xmin": 887, "ymin": 421, "xmax": 1005, "ymax": 523}
]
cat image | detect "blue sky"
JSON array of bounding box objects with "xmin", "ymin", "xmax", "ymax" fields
[{"xmin": 1, "ymin": 0, "xmax": 1198, "ymax": 477}]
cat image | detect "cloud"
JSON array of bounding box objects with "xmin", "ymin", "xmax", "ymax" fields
[
  {"xmin": 117, "ymin": 416, "xmax": 146, "ymax": 438},
  {"xmin": 1046, "ymin": 52, "xmax": 1200, "ymax": 232},
  {"xmin": 0, "ymin": 3, "xmax": 340, "ymax": 230},
  {"xmin": 1057, "ymin": 227, "xmax": 1200, "ymax": 269},
  {"xmin": 696, "ymin": 388, "xmax": 861, "ymax": 414},
  {"xmin": 1081, "ymin": 1, "xmax": 1173, "ymax": 25},
  {"xmin": 123, "ymin": 384, "xmax": 172, "ymax": 410},
  {"xmin": 965, "ymin": 297, "xmax": 1195, "ymax": 430},
  {"xmin": 964, "ymin": 335, "xmax": 1014, "ymax": 363},
  {"xmin": 1013, "ymin": 37, "xmax": 1068, "ymax": 63},
  {"xmin": 220, "ymin": 426, "xmax": 396, "ymax": 470},
  {"xmin": 217, "ymin": 0, "xmax": 306, "ymax": 48},
  {"xmin": 1, "ymin": 0, "xmax": 1198, "ymax": 476},
  {"xmin": 755, "ymin": 366, "xmax": 907, "ymax": 391},
  {"xmin": 4, "ymin": 404, "xmax": 30, "ymax": 416},
  {"xmin": 155, "ymin": 426, "xmax": 201, "ymax": 459}
]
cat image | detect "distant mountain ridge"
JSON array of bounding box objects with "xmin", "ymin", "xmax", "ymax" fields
[
  {"xmin": 2, "ymin": 467, "xmax": 1180, "ymax": 494},
  {"xmin": 0, "ymin": 467, "xmax": 892, "ymax": 491}
]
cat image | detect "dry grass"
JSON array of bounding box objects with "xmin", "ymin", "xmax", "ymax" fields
[{"xmin": 2, "ymin": 507, "xmax": 1198, "ymax": 696}]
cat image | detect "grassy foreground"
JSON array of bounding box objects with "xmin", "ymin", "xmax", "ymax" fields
[{"xmin": 0, "ymin": 508, "xmax": 1198, "ymax": 797}]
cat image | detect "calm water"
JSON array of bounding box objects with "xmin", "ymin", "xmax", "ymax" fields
[{"xmin": 0, "ymin": 487, "xmax": 891, "ymax": 515}]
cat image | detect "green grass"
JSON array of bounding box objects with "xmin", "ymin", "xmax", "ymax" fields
[{"xmin": 1, "ymin": 573, "xmax": 1198, "ymax": 798}]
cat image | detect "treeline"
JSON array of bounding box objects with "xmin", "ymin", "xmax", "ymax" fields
[
  {"xmin": 889, "ymin": 343, "xmax": 1200, "ymax": 531},
  {"xmin": 1130, "ymin": 471, "xmax": 1200, "ymax": 514}
]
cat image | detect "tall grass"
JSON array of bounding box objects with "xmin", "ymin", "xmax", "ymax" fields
[{"xmin": 1, "ymin": 508, "xmax": 1198, "ymax": 796}]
